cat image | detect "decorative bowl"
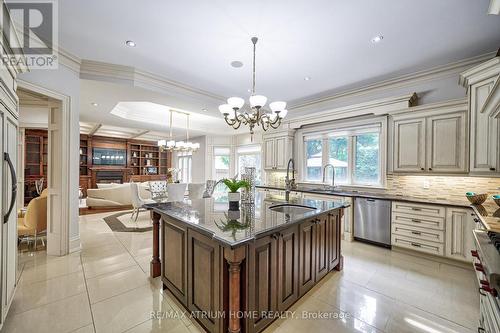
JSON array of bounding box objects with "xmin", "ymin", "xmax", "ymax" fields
[
  {"xmin": 493, "ymin": 195, "xmax": 500, "ymax": 207},
  {"xmin": 465, "ymin": 193, "xmax": 488, "ymax": 205}
]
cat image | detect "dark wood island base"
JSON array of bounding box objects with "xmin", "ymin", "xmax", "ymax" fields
[{"xmin": 150, "ymin": 208, "xmax": 344, "ymax": 333}]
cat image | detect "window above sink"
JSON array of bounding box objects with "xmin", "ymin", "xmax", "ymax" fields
[{"xmin": 299, "ymin": 116, "xmax": 387, "ymax": 188}]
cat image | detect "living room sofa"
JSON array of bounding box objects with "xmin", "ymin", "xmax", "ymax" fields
[{"xmin": 86, "ymin": 182, "xmax": 152, "ymax": 208}]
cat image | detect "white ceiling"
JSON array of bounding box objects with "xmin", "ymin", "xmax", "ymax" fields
[
  {"xmin": 80, "ymin": 79, "xmax": 246, "ymax": 137},
  {"xmin": 60, "ymin": 0, "xmax": 500, "ymax": 104}
]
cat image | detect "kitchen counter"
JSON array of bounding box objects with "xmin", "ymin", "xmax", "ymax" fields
[
  {"xmin": 471, "ymin": 202, "xmax": 500, "ymax": 232},
  {"xmin": 145, "ymin": 192, "xmax": 347, "ymax": 333},
  {"xmin": 257, "ymin": 184, "xmax": 471, "ymax": 208},
  {"xmin": 145, "ymin": 191, "xmax": 348, "ymax": 248}
]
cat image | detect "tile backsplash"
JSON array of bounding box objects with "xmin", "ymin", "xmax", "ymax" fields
[
  {"xmin": 385, "ymin": 175, "xmax": 500, "ymax": 203},
  {"xmin": 265, "ymin": 171, "xmax": 500, "ymax": 204}
]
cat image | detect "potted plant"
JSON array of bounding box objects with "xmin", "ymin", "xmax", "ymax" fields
[{"xmin": 223, "ymin": 178, "xmax": 250, "ymax": 210}]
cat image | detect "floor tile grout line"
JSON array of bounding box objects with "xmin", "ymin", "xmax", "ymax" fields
[
  {"xmin": 6, "ymin": 291, "xmax": 89, "ymax": 317},
  {"xmin": 337, "ymin": 265, "xmax": 477, "ymax": 331},
  {"xmin": 79, "ymin": 253, "xmax": 98, "ymax": 333},
  {"xmin": 88, "ymin": 280, "xmax": 151, "ymax": 306}
]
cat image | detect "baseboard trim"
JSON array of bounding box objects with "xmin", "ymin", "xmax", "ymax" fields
[{"xmin": 69, "ymin": 236, "xmax": 81, "ymax": 253}]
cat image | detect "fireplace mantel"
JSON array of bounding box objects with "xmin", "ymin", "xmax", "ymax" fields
[{"xmin": 89, "ymin": 167, "xmax": 132, "ymax": 188}]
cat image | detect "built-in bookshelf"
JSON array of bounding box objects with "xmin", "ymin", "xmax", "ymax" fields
[
  {"xmin": 128, "ymin": 142, "xmax": 170, "ymax": 176},
  {"xmin": 24, "ymin": 129, "xmax": 48, "ymax": 205}
]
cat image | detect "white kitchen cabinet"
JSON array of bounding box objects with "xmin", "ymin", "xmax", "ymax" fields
[
  {"xmin": 460, "ymin": 57, "xmax": 500, "ymax": 175},
  {"xmin": 262, "ymin": 130, "xmax": 294, "ymax": 171},
  {"xmin": 393, "ymin": 118, "xmax": 426, "ymax": 172},
  {"xmin": 391, "ymin": 101, "xmax": 468, "ymax": 174},
  {"xmin": 392, "ymin": 201, "xmax": 475, "ymax": 263},
  {"xmin": 0, "ymin": 3, "xmax": 25, "ymax": 328},
  {"xmin": 426, "ymin": 112, "xmax": 467, "ymax": 173},
  {"xmin": 445, "ymin": 207, "xmax": 475, "ymax": 262}
]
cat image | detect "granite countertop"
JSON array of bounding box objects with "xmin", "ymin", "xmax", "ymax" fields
[
  {"xmin": 471, "ymin": 203, "xmax": 500, "ymax": 233},
  {"xmin": 145, "ymin": 192, "xmax": 349, "ymax": 248},
  {"xmin": 257, "ymin": 185, "xmax": 472, "ymax": 208}
]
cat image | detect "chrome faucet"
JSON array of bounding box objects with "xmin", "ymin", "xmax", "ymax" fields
[
  {"xmin": 322, "ymin": 164, "xmax": 335, "ymax": 191},
  {"xmin": 285, "ymin": 158, "xmax": 296, "ymax": 201}
]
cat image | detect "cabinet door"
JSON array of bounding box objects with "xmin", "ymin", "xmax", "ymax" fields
[
  {"xmin": 445, "ymin": 208, "xmax": 475, "ymax": 262},
  {"xmin": 277, "ymin": 225, "xmax": 299, "ymax": 311},
  {"xmin": 187, "ymin": 230, "xmax": 221, "ymax": 333},
  {"xmin": 162, "ymin": 218, "xmax": 188, "ymax": 305},
  {"xmin": 426, "ymin": 112, "xmax": 467, "ymax": 173},
  {"xmin": 248, "ymin": 235, "xmax": 277, "ymax": 332},
  {"xmin": 274, "ymin": 137, "xmax": 287, "ymax": 169},
  {"xmin": 299, "ymin": 219, "xmax": 316, "ymax": 297},
  {"xmin": 470, "ymin": 79, "xmax": 499, "ymax": 173},
  {"xmin": 315, "ymin": 216, "xmax": 329, "ymax": 282},
  {"xmin": 393, "ymin": 118, "xmax": 426, "ymax": 172},
  {"xmin": 263, "ymin": 138, "xmax": 275, "ymax": 170},
  {"xmin": 2, "ymin": 110, "xmax": 17, "ymax": 319},
  {"xmin": 327, "ymin": 212, "xmax": 340, "ymax": 270}
]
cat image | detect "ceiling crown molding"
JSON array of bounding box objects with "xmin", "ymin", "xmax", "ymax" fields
[
  {"xmin": 290, "ymin": 52, "xmax": 495, "ymax": 113},
  {"xmin": 287, "ymin": 93, "xmax": 417, "ymax": 129},
  {"xmin": 79, "ymin": 59, "xmax": 225, "ymax": 103}
]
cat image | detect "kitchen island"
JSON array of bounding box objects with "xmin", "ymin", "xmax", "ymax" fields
[{"xmin": 146, "ymin": 192, "xmax": 348, "ymax": 333}]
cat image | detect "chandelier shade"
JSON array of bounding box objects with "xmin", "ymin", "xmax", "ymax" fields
[{"xmin": 157, "ymin": 110, "xmax": 199, "ymax": 152}]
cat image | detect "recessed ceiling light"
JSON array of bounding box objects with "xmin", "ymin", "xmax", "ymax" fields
[
  {"xmin": 304, "ymin": 76, "xmax": 311, "ymax": 81},
  {"xmin": 125, "ymin": 40, "xmax": 136, "ymax": 47},
  {"xmin": 371, "ymin": 35, "xmax": 383, "ymax": 43},
  {"xmin": 202, "ymin": 108, "xmax": 208, "ymax": 112},
  {"xmin": 91, "ymin": 102, "xmax": 98, "ymax": 107},
  {"xmin": 231, "ymin": 61, "xmax": 243, "ymax": 68}
]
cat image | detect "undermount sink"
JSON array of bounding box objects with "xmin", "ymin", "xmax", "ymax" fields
[{"xmin": 269, "ymin": 204, "xmax": 316, "ymax": 214}]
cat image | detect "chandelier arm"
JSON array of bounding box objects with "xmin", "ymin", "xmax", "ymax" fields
[
  {"xmin": 224, "ymin": 116, "xmax": 238, "ymax": 126},
  {"xmin": 269, "ymin": 118, "xmax": 282, "ymax": 129},
  {"xmin": 260, "ymin": 117, "xmax": 270, "ymax": 132}
]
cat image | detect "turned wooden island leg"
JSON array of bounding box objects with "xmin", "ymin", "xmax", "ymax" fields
[
  {"xmin": 224, "ymin": 247, "xmax": 246, "ymax": 333},
  {"xmin": 336, "ymin": 208, "xmax": 344, "ymax": 271},
  {"xmin": 150, "ymin": 211, "xmax": 161, "ymax": 278}
]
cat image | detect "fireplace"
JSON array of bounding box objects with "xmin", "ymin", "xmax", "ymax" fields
[
  {"xmin": 90, "ymin": 167, "xmax": 132, "ymax": 188},
  {"xmin": 96, "ymin": 171, "xmax": 123, "ymax": 184}
]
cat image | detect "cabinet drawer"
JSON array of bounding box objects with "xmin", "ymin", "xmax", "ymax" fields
[
  {"xmin": 392, "ymin": 223, "xmax": 444, "ymax": 244},
  {"xmin": 392, "ymin": 211, "xmax": 445, "ymax": 230},
  {"xmin": 392, "ymin": 201, "xmax": 445, "ymax": 218},
  {"xmin": 392, "ymin": 234, "xmax": 444, "ymax": 256}
]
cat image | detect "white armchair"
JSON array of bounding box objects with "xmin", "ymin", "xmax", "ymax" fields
[
  {"xmin": 130, "ymin": 183, "xmax": 155, "ymax": 221},
  {"xmin": 167, "ymin": 183, "xmax": 187, "ymax": 202}
]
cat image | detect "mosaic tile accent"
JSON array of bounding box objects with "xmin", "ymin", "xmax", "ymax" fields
[{"xmin": 265, "ymin": 171, "xmax": 500, "ymax": 206}]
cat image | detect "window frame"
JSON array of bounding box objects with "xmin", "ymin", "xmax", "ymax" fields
[
  {"xmin": 299, "ymin": 116, "xmax": 387, "ymax": 188},
  {"xmin": 177, "ymin": 151, "xmax": 192, "ymax": 183},
  {"xmin": 236, "ymin": 144, "xmax": 262, "ymax": 184}
]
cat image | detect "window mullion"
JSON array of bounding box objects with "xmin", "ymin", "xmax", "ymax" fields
[
  {"xmin": 322, "ymin": 136, "xmax": 329, "ymax": 183},
  {"xmin": 348, "ymin": 136, "xmax": 355, "ymax": 185}
]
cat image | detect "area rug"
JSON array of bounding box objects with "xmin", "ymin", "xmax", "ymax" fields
[{"xmin": 103, "ymin": 210, "xmax": 153, "ymax": 232}]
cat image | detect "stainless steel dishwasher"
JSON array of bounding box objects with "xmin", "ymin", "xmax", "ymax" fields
[{"xmin": 354, "ymin": 197, "xmax": 391, "ymax": 248}]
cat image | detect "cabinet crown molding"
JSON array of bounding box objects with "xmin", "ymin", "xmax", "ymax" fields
[{"xmin": 459, "ymin": 56, "xmax": 500, "ymax": 87}]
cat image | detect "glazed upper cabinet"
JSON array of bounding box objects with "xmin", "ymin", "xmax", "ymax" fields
[
  {"xmin": 393, "ymin": 118, "xmax": 426, "ymax": 172},
  {"xmin": 391, "ymin": 101, "xmax": 468, "ymax": 174},
  {"xmin": 263, "ymin": 130, "xmax": 294, "ymax": 170},
  {"xmin": 460, "ymin": 56, "xmax": 500, "ymax": 175}
]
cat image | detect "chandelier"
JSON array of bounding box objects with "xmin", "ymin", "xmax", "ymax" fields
[
  {"xmin": 219, "ymin": 37, "xmax": 287, "ymax": 135},
  {"xmin": 158, "ymin": 110, "xmax": 200, "ymax": 152}
]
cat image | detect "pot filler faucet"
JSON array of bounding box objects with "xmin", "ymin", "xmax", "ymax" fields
[
  {"xmin": 322, "ymin": 164, "xmax": 336, "ymax": 191},
  {"xmin": 285, "ymin": 158, "xmax": 296, "ymax": 201}
]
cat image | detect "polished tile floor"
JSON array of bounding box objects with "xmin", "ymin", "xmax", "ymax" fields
[{"xmin": 2, "ymin": 210, "xmax": 479, "ymax": 333}]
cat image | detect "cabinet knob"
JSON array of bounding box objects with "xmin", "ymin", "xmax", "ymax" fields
[
  {"xmin": 489, "ymin": 167, "xmax": 496, "ymax": 171},
  {"xmin": 428, "ymin": 168, "xmax": 432, "ymax": 171},
  {"xmin": 420, "ymin": 168, "xmax": 424, "ymax": 171}
]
